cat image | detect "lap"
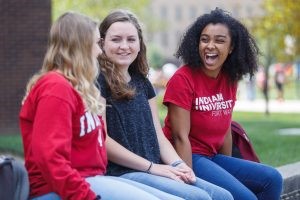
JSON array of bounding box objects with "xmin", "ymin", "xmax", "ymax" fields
[
  {"xmin": 86, "ymin": 175, "xmax": 161, "ymax": 200},
  {"xmin": 213, "ymin": 154, "xmax": 281, "ymax": 190},
  {"xmin": 32, "ymin": 176, "xmax": 162, "ymax": 200},
  {"xmin": 192, "ymin": 153, "xmax": 282, "ymax": 200},
  {"xmin": 121, "ymin": 171, "xmax": 232, "ymax": 200},
  {"xmin": 193, "ymin": 177, "xmax": 233, "ymax": 200},
  {"xmin": 114, "ymin": 175, "xmax": 184, "ymax": 200}
]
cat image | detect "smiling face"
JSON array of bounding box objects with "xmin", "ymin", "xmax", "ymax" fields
[
  {"xmin": 102, "ymin": 21, "xmax": 140, "ymax": 70},
  {"xmin": 199, "ymin": 23, "xmax": 233, "ymax": 78}
]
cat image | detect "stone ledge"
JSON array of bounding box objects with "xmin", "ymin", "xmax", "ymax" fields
[{"xmin": 277, "ymin": 162, "xmax": 300, "ymax": 200}]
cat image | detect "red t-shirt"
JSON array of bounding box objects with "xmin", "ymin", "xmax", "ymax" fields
[
  {"xmin": 19, "ymin": 71, "xmax": 107, "ymax": 200},
  {"xmin": 163, "ymin": 65, "xmax": 237, "ymax": 156}
]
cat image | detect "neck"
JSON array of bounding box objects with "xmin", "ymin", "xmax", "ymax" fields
[{"xmin": 120, "ymin": 68, "xmax": 131, "ymax": 82}]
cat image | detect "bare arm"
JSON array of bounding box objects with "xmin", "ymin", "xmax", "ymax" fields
[
  {"xmin": 149, "ymin": 98, "xmax": 182, "ymax": 164},
  {"xmin": 167, "ymin": 103, "xmax": 193, "ymax": 168},
  {"xmin": 149, "ymin": 98, "xmax": 196, "ymax": 183},
  {"xmin": 218, "ymin": 126, "xmax": 232, "ymax": 156},
  {"xmin": 106, "ymin": 134, "xmax": 189, "ymax": 182},
  {"xmin": 105, "ymin": 136, "xmax": 152, "ymax": 171}
]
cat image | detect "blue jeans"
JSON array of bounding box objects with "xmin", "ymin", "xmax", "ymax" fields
[
  {"xmin": 192, "ymin": 154, "xmax": 283, "ymax": 200},
  {"xmin": 32, "ymin": 175, "xmax": 177, "ymax": 200},
  {"xmin": 121, "ymin": 172, "xmax": 233, "ymax": 200}
]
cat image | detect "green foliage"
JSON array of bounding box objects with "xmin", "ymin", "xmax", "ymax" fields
[
  {"xmin": 252, "ymin": 0, "xmax": 300, "ymax": 64},
  {"xmin": 52, "ymin": 0, "xmax": 150, "ymax": 21},
  {"xmin": 148, "ymin": 43, "xmax": 164, "ymax": 69}
]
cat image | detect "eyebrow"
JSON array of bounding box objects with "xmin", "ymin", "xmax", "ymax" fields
[
  {"xmin": 201, "ymin": 34, "xmax": 227, "ymax": 38},
  {"xmin": 215, "ymin": 35, "xmax": 227, "ymax": 38}
]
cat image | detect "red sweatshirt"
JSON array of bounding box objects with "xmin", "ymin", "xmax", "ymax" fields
[{"xmin": 19, "ymin": 71, "xmax": 107, "ymax": 200}]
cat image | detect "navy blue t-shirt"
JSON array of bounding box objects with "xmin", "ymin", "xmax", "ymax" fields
[{"xmin": 98, "ymin": 73, "xmax": 161, "ymax": 176}]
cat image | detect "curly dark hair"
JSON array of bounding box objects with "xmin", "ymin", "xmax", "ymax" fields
[{"xmin": 175, "ymin": 8, "xmax": 260, "ymax": 82}]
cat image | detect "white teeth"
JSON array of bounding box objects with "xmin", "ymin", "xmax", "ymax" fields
[{"xmin": 206, "ymin": 53, "xmax": 217, "ymax": 56}]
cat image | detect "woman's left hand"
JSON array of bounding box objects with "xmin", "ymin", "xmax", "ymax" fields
[{"xmin": 175, "ymin": 162, "xmax": 196, "ymax": 184}]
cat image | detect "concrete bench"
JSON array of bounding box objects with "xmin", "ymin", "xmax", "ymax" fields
[{"xmin": 277, "ymin": 161, "xmax": 300, "ymax": 200}]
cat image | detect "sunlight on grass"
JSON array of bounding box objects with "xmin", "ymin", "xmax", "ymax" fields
[{"xmin": 232, "ymin": 112, "xmax": 300, "ymax": 167}]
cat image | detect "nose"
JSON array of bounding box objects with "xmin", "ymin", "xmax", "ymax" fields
[
  {"xmin": 207, "ymin": 40, "xmax": 215, "ymax": 49},
  {"xmin": 119, "ymin": 40, "xmax": 129, "ymax": 49}
]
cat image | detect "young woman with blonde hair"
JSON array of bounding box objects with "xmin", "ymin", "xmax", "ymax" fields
[{"xmin": 20, "ymin": 11, "xmax": 168, "ymax": 200}]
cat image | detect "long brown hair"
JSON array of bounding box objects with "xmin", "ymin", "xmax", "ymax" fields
[
  {"xmin": 99, "ymin": 9, "xmax": 148, "ymax": 100},
  {"xmin": 23, "ymin": 12, "xmax": 104, "ymax": 114}
]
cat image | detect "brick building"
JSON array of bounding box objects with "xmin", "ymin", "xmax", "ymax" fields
[{"xmin": 0, "ymin": 0, "xmax": 51, "ymax": 134}]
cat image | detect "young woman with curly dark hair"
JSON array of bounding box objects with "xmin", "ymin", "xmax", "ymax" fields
[{"xmin": 163, "ymin": 8, "xmax": 283, "ymax": 200}]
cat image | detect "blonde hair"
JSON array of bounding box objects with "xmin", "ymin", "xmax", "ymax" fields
[{"xmin": 23, "ymin": 12, "xmax": 104, "ymax": 115}]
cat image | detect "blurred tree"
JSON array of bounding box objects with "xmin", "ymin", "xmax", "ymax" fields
[
  {"xmin": 250, "ymin": 0, "xmax": 300, "ymax": 114},
  {"xmin": 252, "ymin": 0, "xmax": 300, "ymax": 63},
  {"xmin": 147, "ymin": 43, "xmax": 164, "ymax": 69},
  {"xmin": 52, "ymin": 0, "xmax": 150, "ymax": 21}
]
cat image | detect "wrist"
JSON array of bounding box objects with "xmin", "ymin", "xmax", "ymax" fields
[
  {"xmin": 171, "ymin": 160, "xmax": 185, "ymax": 167},
  {"xmin": 145, "ymin": 161, "xmax": 153, "ymax": 173}
]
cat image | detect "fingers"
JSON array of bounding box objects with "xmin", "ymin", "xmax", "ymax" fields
[
  {"xmin": 184, "ymin": 171, "xmax": 196, "ymax": 184},
  {"xmin": 167, "ymin": 165, "xmax": 192, "ymax": 183},
  {"xmin": 172, "ymin": 175, "xmax": 184, "ymax": 183},
  {"xmin": 189, "ymin": 170, "xmax": 197, "ymax": 183},
  {"xmin": 151, "ymin": 164, "xmax": 186, "ymax": 183},
  {"xmin": 175, "ymin": 163, "xmax": 197, "ymax": 184},
  {"xmin": 149, "ymin": 163, "xmax": 197, "ymax": 184}
]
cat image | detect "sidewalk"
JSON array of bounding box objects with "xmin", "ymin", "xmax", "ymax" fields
[
  {"xmin": 277, "ymin": 161, "xmax": 300, "ymax": 200},
  {"xmin": 234, "ymin": 99, "xmax": 300, "ymax": 113}
]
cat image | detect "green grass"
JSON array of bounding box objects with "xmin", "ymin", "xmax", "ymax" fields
[
  {"xmin": 232, "ymin": 112, "xmax": 300, "ymax": 167},
  {"xmin": 0, "ymin": 134, "xmax": 23, "ymax": 156}
]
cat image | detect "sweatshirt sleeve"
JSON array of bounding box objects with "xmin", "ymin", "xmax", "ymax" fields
[{"xmin": 31, "ymin": 95, "xmax": 97, "ymax": 200}]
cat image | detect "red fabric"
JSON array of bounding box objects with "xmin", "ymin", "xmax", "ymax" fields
[
  {"xmin": 19, "ymin": 72, "xmax": 107, "ymax": 200},
  {"xmin": 163, "ymin": 65, "xmax": 237, "ymax": 156},
  {"xmin": 231, "ymin": 121, "xmax": 260, "ymax": 162}
]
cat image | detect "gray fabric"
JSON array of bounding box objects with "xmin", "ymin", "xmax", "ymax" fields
[
  {"xmin": 0, "ymin": 156, "xmax": 29, "ymax": 200},
  {"xmin": 98, "ymin": 73, "xmax": 161, "ymax": 176}
]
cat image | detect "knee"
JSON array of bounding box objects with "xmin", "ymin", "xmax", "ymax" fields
[
  {"xmin": 230, "ymin": 185, "xmax": 257, "ymax": 200},
  {"xmin": 235, "ymin": 190, "xmax": 257, "ymax": 200},
  {"xmin": 216, "ymin": 189, "xmax": 234, "ymax": 200},
  {"xmin": 210, "ymin": 190, "xmax": 233, "ymax": 200},
  {"xmin": 184, "ymin": 189, "xmax": 212, "ymax": 200},
  {"xmin": 267, "ymin": 168, "xmax": 283, "ymax": 191}
]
